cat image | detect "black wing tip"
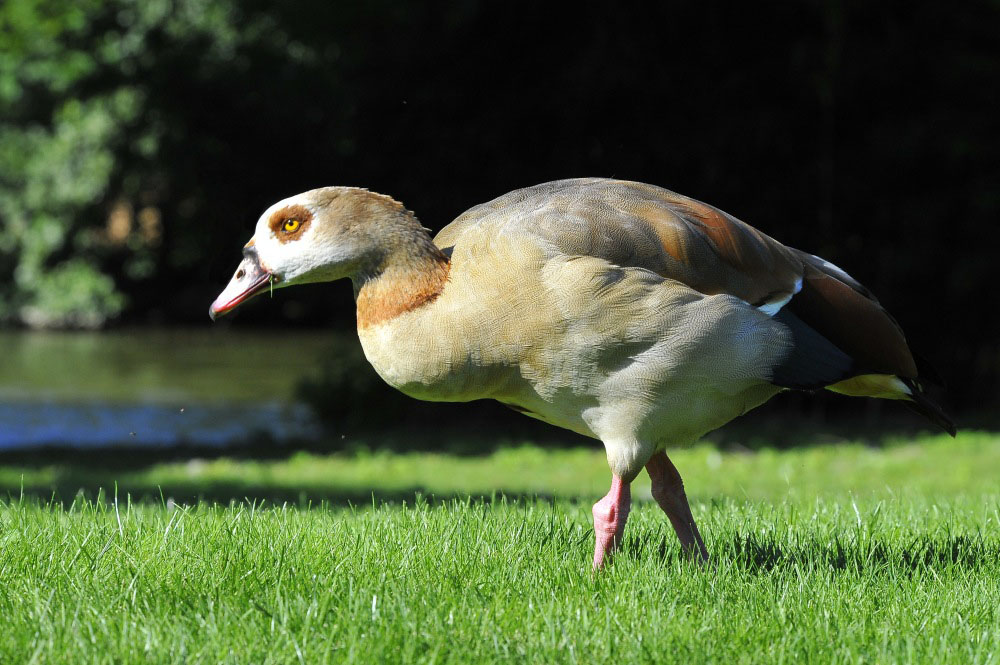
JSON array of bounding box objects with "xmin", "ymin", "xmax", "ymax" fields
[{"xmin": 900, "ymin": 379, "xmax": 957, "ymax": 437}]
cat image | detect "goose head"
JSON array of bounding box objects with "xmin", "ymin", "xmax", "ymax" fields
[{"xmin": 209, "ymin": 186, "xmax": 433, "ymax": 320}]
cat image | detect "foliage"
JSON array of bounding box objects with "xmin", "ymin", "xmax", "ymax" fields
[
  {"xmin": 0, "ymin": 0, "xmax": 313, "ymax": 326},
  {"xmin": 1, "ymin": 433, "xmax": 998, "ymax": 663},
  {"xmin": 3, "ymin": 1, "xmax": 125, "ymax": 324}
]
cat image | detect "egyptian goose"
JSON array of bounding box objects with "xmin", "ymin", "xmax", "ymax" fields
[{"xmin": 210, "ymin": 178, "xmax": 954, "ymax": 568}]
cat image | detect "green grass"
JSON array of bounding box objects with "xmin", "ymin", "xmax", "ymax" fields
[{"xmin": 2, "ymin": 432, "xmax": 999, "ymax": 663}]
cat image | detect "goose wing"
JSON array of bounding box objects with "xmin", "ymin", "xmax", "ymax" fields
[{"xmin": 435, "ymin": 178, "xmax": 919, "ymax": 386}]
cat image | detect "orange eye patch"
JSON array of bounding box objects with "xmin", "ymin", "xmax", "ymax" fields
[{"xmin": 268, "ymin": 204, "xmax": 313, "ymax": 243}]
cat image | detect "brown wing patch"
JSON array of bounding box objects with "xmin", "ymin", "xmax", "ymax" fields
[
  {"xmin": 787, "ymin": 265, "xmax": 917, "ymax": 377},
  {"xmin": 628, "ymin": 192, "xmax": 804, "ymax": 305},
  {"xmin": 268, "ymin": 204, "xmax": 314, "ymax": 243},
  {"xmin": 632, "ymin": 186, "xmax": 916, "ymax": 380},
  {"xmin": 678, "ymin": 200, "xmax": 802, "ymax": 300}
]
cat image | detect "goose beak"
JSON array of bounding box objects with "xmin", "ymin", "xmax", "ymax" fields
[{"xmin": 209, "ymin": 251, "xmax": 275, "ymax": 320}]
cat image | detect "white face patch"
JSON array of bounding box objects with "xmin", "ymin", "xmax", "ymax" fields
[
  {"xmin": 252, "ymin": 194, "xmax": 313, "ymax": 282},
  {"xmin": 248, "ymin": 193, "xmax": 360, "ymax": 286}
]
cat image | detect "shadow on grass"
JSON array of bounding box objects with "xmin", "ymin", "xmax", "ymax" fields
[
  {"xmin": 6, "ymin": 479, "xmax": 996, "ymax": 573},
  {"xmin": 727, "ymin": 531, "xmax": 1000, "ymax": 572},
  {"xmin": 0, "ymin": 429, "xmax": 587, "ymax": 471},
  {"xmin": 0, "ymin": 478, "xmax": 565, "ymax": 509},
  {"xmin": 625, "ymin": 530, "xmax": 999, "ymax": 573}
]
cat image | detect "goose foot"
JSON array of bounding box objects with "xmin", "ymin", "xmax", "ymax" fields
[
  {"xmin": 646, "ymin": 450, "xmax": 709, "ymax": 563},
  {"xmin": 592, "ymin": 474, "xmax": 631, "ymax": 569}
]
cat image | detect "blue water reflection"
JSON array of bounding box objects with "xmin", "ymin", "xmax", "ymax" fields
[
  {"xmin": 0, "ymin": 401, "xmax": 320, "ymax": 450},
  {"xmin": 0, "ymin": 329, "xmax": 334, "ymax": 450}
]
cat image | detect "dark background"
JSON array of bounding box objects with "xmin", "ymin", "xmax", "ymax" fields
[{"xmin": 1, "ymin": 0, "xmax": 997, "ymax": 423}]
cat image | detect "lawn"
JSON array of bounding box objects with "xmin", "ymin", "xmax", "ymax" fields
[{"xmin": 1, "ymin": 432, "xmax": 998, "ymax": 664}]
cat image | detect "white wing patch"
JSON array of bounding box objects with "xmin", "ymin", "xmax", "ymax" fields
[
  {"xmin": 811, "ymin": 254, "xmax": 854, "ymax": 283},
  {"xmin": 757, "ymin": 277, "xmax": 803, "ymax": 316}
]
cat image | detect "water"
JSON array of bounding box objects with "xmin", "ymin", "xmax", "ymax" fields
[{"xmin": 0, "ymin": 329, "xmax": 342, "ymax": 450}]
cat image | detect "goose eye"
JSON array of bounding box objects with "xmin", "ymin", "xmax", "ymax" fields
[{"xmin": 283, "ymin": 219, "xmax": 300, "ymax": 233}]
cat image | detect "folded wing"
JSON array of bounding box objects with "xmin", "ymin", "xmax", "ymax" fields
[{"xmin": 436, "ymin": 178, "xmax": 953, "ymax": 434}]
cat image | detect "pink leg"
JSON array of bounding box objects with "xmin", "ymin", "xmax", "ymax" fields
[
  {"xmin": 646, "ymin": 451, "xmax": 709, "ymax": 562},
  {"xmin": 592, "ymin": 474, "xmax": 632, "ymax": 569}
]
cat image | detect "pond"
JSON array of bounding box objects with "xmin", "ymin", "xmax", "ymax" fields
[{"xmin": 0, "ymin": 328, "xmax": 343, "ymax": 450}]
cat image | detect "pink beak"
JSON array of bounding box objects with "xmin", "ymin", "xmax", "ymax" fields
[{"xmin": 209, "ymin": 250, "xmax": 274, "ymax": 320}]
